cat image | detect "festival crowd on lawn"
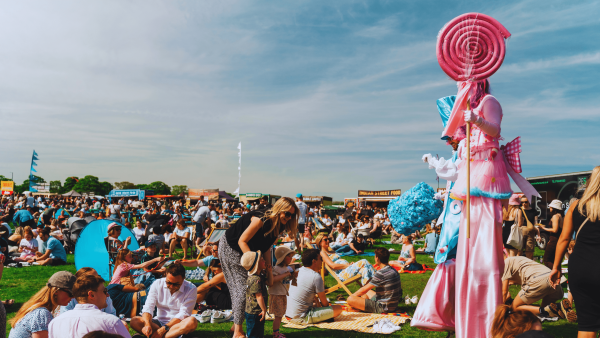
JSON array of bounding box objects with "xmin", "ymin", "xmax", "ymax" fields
[{"xmin": 0, "ymin": 166, "xmax": 599, "ymax": 338}]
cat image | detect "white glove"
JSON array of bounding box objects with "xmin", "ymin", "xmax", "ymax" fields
[
  {"xmin": 422, "ymin": 154, "xmax": 432, "ymax": 163},
  {"xmin": 463, "ymin": 110, "xmax": 480, "ymax": 124},
  {"xmin": 434, "ymin": 192, "xmax": 443, "ymax": 200}
]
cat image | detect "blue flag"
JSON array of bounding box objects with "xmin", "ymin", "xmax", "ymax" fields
[
  {"xmin": 33, "ymin": 150, "xmax": 38, "ymax": 156},
  {"xmin": 30, "ymin": 166, "xmax": 37, "ymax": 173},
  {"xmin": 31, "ymin": 161, "xmax": 37, "ymax": 166},
  {"xmin": 32, "ymin": 155, "xmax": 39, "ymax": 161}
]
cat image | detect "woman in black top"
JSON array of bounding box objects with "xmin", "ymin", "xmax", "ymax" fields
[
  {"xmin": 220, "ymin": 197, "xmax": 298, "ymax": 338},
  {"xmin": 539, "ymin": 200, "xmax": 563, "ymax": 268},
  {"xmin": 551, "ymin": 166, "xmax": 600, "ymax": 335}
]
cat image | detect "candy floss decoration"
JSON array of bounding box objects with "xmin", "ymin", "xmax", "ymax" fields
[{"xmin": 388, "ymin": 182, "xmax": 444, "ymax": 236}]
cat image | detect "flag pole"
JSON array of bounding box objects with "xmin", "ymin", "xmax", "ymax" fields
[{"xmin": 466, "ymin": 99, "xmax": 471, "ymax": 239}]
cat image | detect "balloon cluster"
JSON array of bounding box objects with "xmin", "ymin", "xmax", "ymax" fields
[{"xmin": 388, "ymin": 182, "xmax": 444, "ymax": 236}]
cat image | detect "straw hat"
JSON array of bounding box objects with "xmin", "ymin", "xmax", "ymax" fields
[
  {"xmin": 241, "ymin": 251, "xmax": 262, "ymax": 275},
  {"xmin": 275, "ymin": 246, "xmax": 294, "ymax": 266},
  {"xmin": 548, "ymin": 200, "xmax": 563, "ymax": 210},
  {"xmin": 508, "ymin": 194, "xmax": 522, "ymax": 206}
]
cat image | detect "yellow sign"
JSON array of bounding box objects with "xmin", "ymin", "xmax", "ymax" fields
[{"xmin": 1, "ymin": 181, "xmax": 14, "ymax": 192}]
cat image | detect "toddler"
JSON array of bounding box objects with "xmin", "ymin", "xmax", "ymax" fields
[
  {"xmin": 241, "ymin": 251, "xmax": 272, "ymax": 338},
  {"xmin": 269, "ymin": 246, "xmax": 298, "ymax": 338}
]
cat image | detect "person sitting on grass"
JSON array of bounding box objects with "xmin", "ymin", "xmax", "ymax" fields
[
  {"xmin": 137, "ymin": 240, "xmax": 168, "ymax": 278},
  {"xmin": 60, "ymin": 267, "xmax": 117, "ymax": 316},
  {"xmin": 109, "ymin": 249, "xmax": 164, "ymax": 286},
  {"xmin": 168, "ymin": 219, "xmax": 191, "ymax": 259},
  {"xmin": 178, "ymin": 242, "xmax": 219, "ymax": 282},
  {"xmin": 30, "ymin": 227, "xmax": 67, "ymax": 266},
  {"xmin": 130, "ymin": 262, "xmax": 198, "ymax": 338},
  {"xmin": 335, "ymin": 233, "xmax": 367, "ymax": 256},
  {"xmin": 502, "ymin": 256, "xmax": 576, "ymax": 322},
  {"xmin": 315, "ymin": 233, "xmax": 375, "ymax": 286},
  {"xmin": 347, "ymin": 247, "xmax": 402, "ymax": 313},
  {"xmin": 48, "ymin": 274, "xmax": 131, "ymax": 338},
  {"xmin": 14, "ymin": 226, "xmax": 38, "ymax": 262},
  {"xmin": 490, "ymin": 304, "xmax": 544, "ymax": 338},
  {"xmin": 285, "ymin": 249, "xmax": 343, "ymax": 325},
  {"xmin": 389, "ymin": 235, "xmax": 422, "ymax": 272},
  {"xmin": 416, "ymin": 226, "xmax": 439, "ymax": 255},
  {"xmin": 195, "ymin": 259, "xmax": 231, "ymax": 309},
  {"xmin": 9, "ymin": 271, "xmax": 75, "ymax": 338}
]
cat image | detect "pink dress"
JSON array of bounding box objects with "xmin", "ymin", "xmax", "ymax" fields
[{"xmin": 451, "ymin": 95, "xmax": 509, "ymax": 338}]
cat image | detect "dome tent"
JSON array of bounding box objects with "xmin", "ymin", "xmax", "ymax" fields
[{"xmin": 75, "ymin": 219, "xmax": 140, "ymax": 280}]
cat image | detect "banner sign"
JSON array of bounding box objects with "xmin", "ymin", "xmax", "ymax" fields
[
  {"xmin": 245, "ymin": 193, "xmax": 262, "ymax": 198},
  {"xmin": 304, "ymin": 196, "xmax": 323, "ymax": 202},
  {"xmin": 357, "ymin": 189, "xmax": 402, "ymax": 197},
  {"xmin": 344, "ymin": 198, "xmax": 358, "ymax": 208},
  {"xmin": 189, "ymin": 189, "xmax": 219, "ymax": 200},
  {"xmin": 31, "ymin": 183, "xmax": 50, "ymax": 193},
  {"xmin": 108, "ymin": 189, "xmax": 153, "ymax": 199},
  {"xmin": 1, "ymin": 181, "xmax": 14, "ymax": 192}
]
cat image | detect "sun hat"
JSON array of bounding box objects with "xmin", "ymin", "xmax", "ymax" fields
[
  {"xmin": 296, "ymin": 193, "xmax": 302, "ymax": 198},
  {"xmin": 508, "ymin": 194, "xmax": 522, "ymax": 206},
  {"xmin": 107, "ymin": 222, "xmax": 121, "ymax": 231},
  {"xmin": 241, "ymin": 251, "xmax": 262, "ymax": 275},
  {"xmin": 275, "ymin": 246, "xmax": 295, "ymax": 266},
  {"xmin": 548, "ymin": 199, "xmax": 563, "ymax": 210},
  {"xmin": 47, "ymin": 271, "xmax": 76, "ymax": 291}
]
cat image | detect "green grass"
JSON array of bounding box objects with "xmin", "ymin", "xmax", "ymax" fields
[{"xmin": 1, "ymin": 238, "xmax": 578, "ymax": 337}]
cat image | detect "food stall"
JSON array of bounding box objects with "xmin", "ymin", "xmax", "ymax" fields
[
  {"xmin": 356, "ymin": 189, "xmax": 402, "ymax": 208},
  {"xmin": 303, "ymin": 196, "xmax": 333, "ymax": 206},
  {"xmin": 108, "ymin": 189, "xmax": 154, "ymax": 200},
  {"xmin": 239, "ymin": 193, "xmax": 281, "ymax": 206},
  {"xmin": 188, "ymin": 188, "xmax": 220, "ymax": 201}
]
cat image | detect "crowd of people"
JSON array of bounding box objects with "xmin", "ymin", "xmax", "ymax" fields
[{"xmin": 0, "ymin": 165, "xmax": 599, "ymax": 337}]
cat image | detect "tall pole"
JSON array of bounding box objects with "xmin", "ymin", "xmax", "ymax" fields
[{"xmin": 466, "ymin": 98, "xmax": 471, "ymax": 238}]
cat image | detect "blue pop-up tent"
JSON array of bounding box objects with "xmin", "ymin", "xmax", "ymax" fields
[{"xmin": 74, "ymin": 219, "xmax": 140, "ymax": 280}]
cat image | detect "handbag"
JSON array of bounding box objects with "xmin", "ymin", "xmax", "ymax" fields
[
  {"xmin": 507, "ymin": 223, "xmax": 523, "ymax": 250},
  {"xmin": 521, "ymin": 207, "xmax": 535, "ymax": 236}
]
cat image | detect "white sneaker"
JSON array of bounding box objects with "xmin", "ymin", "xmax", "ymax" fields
[
  {"xmin": 211, "ymin": 310, "xmax": 233, "ymax": 323},
  {"xmin": 199, "ymin": 309, "xmax": 214, "ymax": 323},
  {"xmin": 410, "ymin": 295, "xmax": 419, "ymax": 304},
  {"xmin": 405, "ymin": 296, "xmax": 411, "ymax": 305}
]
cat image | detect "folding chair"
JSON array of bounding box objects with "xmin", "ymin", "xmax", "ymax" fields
[{"xmin": 321, "ymin": 263, "xmax": 362, "ymax": 296}]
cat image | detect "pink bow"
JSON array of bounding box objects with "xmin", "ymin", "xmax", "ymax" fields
[{"xmin": 501, "ymin": 137, "xmax": 522, "ymax": 173}]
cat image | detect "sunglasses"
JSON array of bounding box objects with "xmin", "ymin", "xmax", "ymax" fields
[
  {"xmin": 166, "ymin": 281, "xmax": 182, "ymax": 287},
  {"xmin": 60, "ymin": 288, "xmax": 73, "ymax": 297},
  {"xmin": 322, "ymin": 238, "xmax": 330, "ymax": 242},
  {"xmin": 284, "ymin": 211, "xmax": 295, "ymax": 218}
]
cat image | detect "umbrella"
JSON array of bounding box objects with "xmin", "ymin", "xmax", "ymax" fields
[{"xmin": 62, "ymin": 190, "xmax": 82, "ymax": 197}]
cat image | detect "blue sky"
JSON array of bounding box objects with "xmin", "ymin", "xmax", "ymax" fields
[{"xmin": 0, "ymin": 0, "xmax": 598, "ymax": 199}]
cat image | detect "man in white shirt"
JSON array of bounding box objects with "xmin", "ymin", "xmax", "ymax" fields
[
  {"xmin": 193, "ymin": 204, "xmax": 214, "ymax": 246},
  {"xmin": 49, "ymin": 274, "xmax": 131, "ymax": 338},
  {"xmin": 195, "ymin": 196, "xmax": 208, "ymax": 207},
  {"xmin": 130, "ymin": 262, "xmax": 198, "ymax": 338},
  {"xmin": 109, "ymin": 201, "xmax": 121, "ymax": 219},
  {"xmin": 295, "ymin": 194, "xmax": 308, "ymax": 251}
]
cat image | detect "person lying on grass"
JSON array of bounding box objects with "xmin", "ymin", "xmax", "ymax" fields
[{"xmin": 347, "ymin": 247, "xmax": 402, "ymax": 313}]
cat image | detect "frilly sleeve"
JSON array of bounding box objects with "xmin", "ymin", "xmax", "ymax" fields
[{"xmin": 422, "ymin": 154, "xmax": 459, "ymax": 182}]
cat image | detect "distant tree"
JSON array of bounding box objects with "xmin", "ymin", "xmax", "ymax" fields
[
  {"xmin": 14, "ymin": 175, "xmax": 45, "ymax": 194},
  {"xmin": 136, "ymin": 184, "xmax": 149, "ymax": 190},
  {"xmin": 171, "ymin": 185, "xmax": 188, "ymax": 196},
  {"xmin": 49, "ymin": 180, "xmax": 63, "ymax": 193},
  {"xmin": 72, "ymin": 175, "xmax": 113, "ymax": 196},
  {"xmin": 114, "ymin": 181, "xmax": 136, "ymax": 189},
  {"xmin": 61, "ymin": 177, "xmax": 79, "ymax": 193},
  {"xmin": 0, "ymin": 175, "xmax": 13, "ymax": 182},
  {"xmin": 146, "ymin": 181, "xmax": 171, "ymax": 195}
]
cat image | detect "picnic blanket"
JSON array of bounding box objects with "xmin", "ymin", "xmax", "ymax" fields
[
  {"xmin": 279, "ymin": 311, "xmax": 410, "ymax": 334},
  {"xmin": 390, "ymin": 264, "xmax": 435, "ymax": 274},
  {"xmin": 338, "ymin": 251, "xmax": 376, "ymax": 258}
]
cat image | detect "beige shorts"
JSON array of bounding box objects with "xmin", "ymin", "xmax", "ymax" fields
[
  {"xmin": 269, "ymin": 295, "xmax": 287, "ymax": 318},
  {"xmin": 518, "ymin": 274, "xmax": 563, "ymax": 304}
]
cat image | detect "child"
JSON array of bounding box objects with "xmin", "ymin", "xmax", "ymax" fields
[
  {"xmin": 241, "ymin": 251, "xmax": 272, "ymax": 338},
  {"xmin": 15, "ymin": 226, "xmax": 38, "ymax": 262},
  {"xmin": 269, "ymin": 246, "xmax": 297, "ymax": 338}
]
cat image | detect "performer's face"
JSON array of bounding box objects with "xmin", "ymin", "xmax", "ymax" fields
[{"xmin": 449, "ymin": 139, "xmax": 459, "ymax": 151}]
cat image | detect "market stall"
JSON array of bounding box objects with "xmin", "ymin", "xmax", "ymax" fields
[
  {"xmin": 239, "ymin": 193, "xmax": 281, "ymax": 205},
  {"xmin": 303, "ymin": 196, "xmax": 333, "ymax": 206},
  {"xmin": 356, "ymin": 189, "xmax": 402, "ymax": 208}
]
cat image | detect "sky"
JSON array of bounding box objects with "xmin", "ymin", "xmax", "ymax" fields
[{"xmin": 0, "ymin": 0, "xmax": 598, "ymax": 200}]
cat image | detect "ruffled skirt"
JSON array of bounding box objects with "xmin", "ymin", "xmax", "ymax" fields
[{"xmin": 451, "ymin": 148, "xmax": 512, "ymax": 200}]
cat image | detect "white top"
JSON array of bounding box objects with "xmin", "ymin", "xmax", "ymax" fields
[
  {"xmin": 19, "ymin": 238, "xmax": 38, "ymax": 256},
  {"xmin": 48, "ymin": 303, "xmax": 131, "ymax": 338},
  {"xmin": 296, "ymin": 201, "xmax": 308, "ymax": 224},
  {"xmin": 132, "ymin": 227, "xmax": 145, "ymax": 241},
  {"xmin": 109, "ymin": 204, "xmax": 120, "ymax": 215},
  {"xmin": 174, "ymin": 227, "xmax": 191, "ymax": 238},
  {"xmin": 141, "ymin": 278, "xmax": 197, "ymax": 326}
]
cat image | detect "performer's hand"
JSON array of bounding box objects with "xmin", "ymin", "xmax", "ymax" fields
[
  {"xmin": 549, "ymin": 268, "xmax": 561, "ymax": 289},
  {"xmin": 422, "ymin": 154, "xmax": 432, "ymax": 163},
  {"xmin": 463, "ymin": 110, "xmax": 480, "ymax": 124}
]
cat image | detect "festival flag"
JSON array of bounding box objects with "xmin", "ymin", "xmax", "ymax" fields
[{"xmin": 236, "ymin": 142, "xmax": 241, "ymax": 198}]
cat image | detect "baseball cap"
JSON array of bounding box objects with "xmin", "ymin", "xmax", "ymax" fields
[
  {"xmin": 296, "ymin": 194, "xmax": 302, "ymax": 198},
  {"xmin": 145, "ymin": 239, "xmax": 157, "ymax": 247},
  {"xmin": 47, "ymin": 271, "xmax": 76, "ymax": 291}
]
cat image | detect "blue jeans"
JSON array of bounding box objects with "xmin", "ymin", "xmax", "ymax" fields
[
  {"xmin": 245, "ymin": 313, "xmax": 265, "ymax": 338},
  {"xmin": 335, "ymin": 245, "xmax": 354, "ymax": 255}
]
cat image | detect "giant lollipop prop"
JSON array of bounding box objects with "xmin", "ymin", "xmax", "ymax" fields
[{"xmin": 437, "ymin": 13, "xmax": 511, "ymax": 238}]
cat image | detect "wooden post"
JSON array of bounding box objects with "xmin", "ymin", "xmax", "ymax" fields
[{"xmin": 466, "ymin": 98, "xmax": 471, "ymax": 238}]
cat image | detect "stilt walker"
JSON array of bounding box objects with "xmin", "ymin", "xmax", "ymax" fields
[{"xmin": 434, "ymin": 13, "xmax": 540, "ymax": 337}]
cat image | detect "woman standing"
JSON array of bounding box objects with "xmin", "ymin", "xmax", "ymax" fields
[
  {"xmin": 551, "ymin": 166, "xmax": 600, "ymax": 337},
  {"xmin": 502, "ymin": 194, "xmax": 521, "ymax": 257},
  {"xmin": 517, "ymin": 196, "xmax": 539, "ymax": 259},
  {"xmin": 220, "ymin": 197, "xmax": 298, "ymax": 338},
  {"xmin": 539, "ymin": 200, "xmax": 563, "ymax": 268}
]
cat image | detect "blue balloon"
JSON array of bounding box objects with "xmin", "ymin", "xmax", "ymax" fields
[
  {"xmin": 388, "ymin": 182, "xmax": 444, "ymax": 236},
  {"xmin": 74, "ymin": 219, "xmax": 140, "ymax": 280}
]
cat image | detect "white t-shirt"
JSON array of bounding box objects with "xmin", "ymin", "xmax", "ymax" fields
[
  {"xmin": 109, "ymin": 204, "xmax": 120, "ymax": 215},
  {"xmin": 296, "ymin": 201, "xmax": 308, "ymax": 224},
  {"xmin": 133, "ymin": 227, "xmax": 145, "ymax": 241},
  {"xmin": 94, "ymin": 201, "xmax": 101, "ymax": 209},
  {"xmin": 19, "ymin": 238, "xmax": 38, "ymax": 256},
  {"xmin": 286, "ymin": 267, "xmax": 325, "ymax": 318},
  {"xmin": 174, "ymin": 227, "xmax": 191, "ymax": 238}
]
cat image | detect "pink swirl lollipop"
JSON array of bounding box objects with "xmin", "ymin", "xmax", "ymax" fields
[{"xmin": 437, "ymin": 13, "xmax": 511, "ymax": 81}]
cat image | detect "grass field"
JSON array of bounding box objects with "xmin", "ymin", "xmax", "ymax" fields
[{"xmin": 1, "ymin": 237, "xmax": 578, "ymax": 337}]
